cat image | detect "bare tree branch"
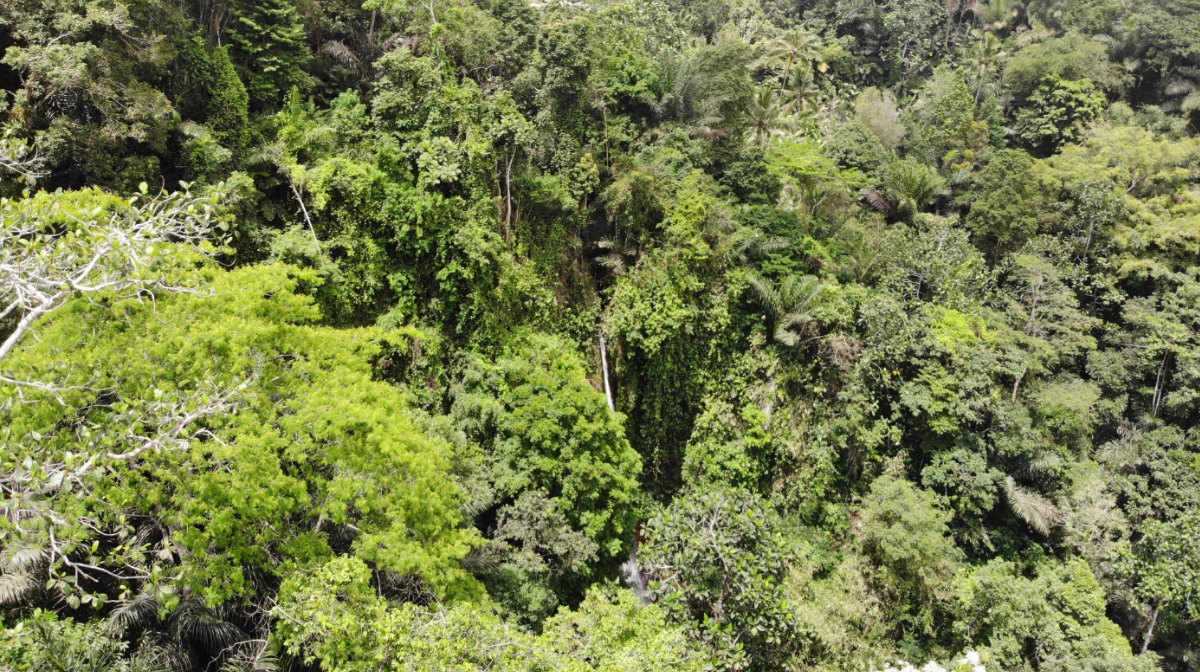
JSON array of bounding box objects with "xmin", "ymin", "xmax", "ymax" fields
[{"xmin": 0, "ymin": 184, "xmax": 220, "ymax": 384}]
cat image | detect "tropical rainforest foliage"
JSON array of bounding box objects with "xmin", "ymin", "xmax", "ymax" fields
[{"xmin": 2, "ymin": 0, "xmax": 1200, "ymax": 670}]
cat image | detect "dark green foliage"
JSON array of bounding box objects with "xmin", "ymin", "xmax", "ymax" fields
[
  {"xmin": 452, "ymin": 334, "xmax": 642, "ymax": 559},
  {"xmin": 4, "ymin": 0, "xmax": 1200, "ymax": 668},
  {"xmin": 860, "ymin": 475, "xmax": 963, "ymax": 635},
  {"xmin": 1003, "ymin": 33, "xmax": 1126, "ymax": 101},
  {"xmin": 226, "ymin": 0, "xmax": 312, "ymax": 109},
  {"xmin": 825, "ymin": 119, "xmax": 892, "ymax": 176},
  {"xmin": 642, "ymin": 487, "xmax": 799, "ymax": 671},
  {"xmin": 207, "ymin": 47, "xmax": 252, "ymax": 156},
  {"xmin": 1015, "ymin": 77, "xmax": 1108, "ymax": 155},
  {"xmin": 967, "ymin": 149, "xmax": 1041, "ymax": 251},
  {"xmin": 717, "ymin": 145, "xmax": 782, "ymax": 204}
]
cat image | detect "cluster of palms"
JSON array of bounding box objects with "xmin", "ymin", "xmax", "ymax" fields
[{"xmin": 744, "ymin": 28, "xmax": 830, "ymax": 147}]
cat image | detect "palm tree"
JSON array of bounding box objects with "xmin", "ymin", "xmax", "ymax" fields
[
  {"xmin": 643, "ymin": 47, "xmax": 729, "ymax": 139},
  {"xmin": 762, "ymin": 28, "xmax": 825, "ymax": 89},
  {"xmin": 882, "ymin": 158, "xmax": 947, "ymax": 218},
  {"xmin": 748, "ymin": 273, "xmax": 828, "ymax": 346},
  {"xmin": 1004, "ymin": 475, "xmax": 1062, "ymax": 535},
  {"xmin": 784, "ymin": 70, "xmax": 822, "ymax": 118},
  {"xmin": 965, "ymin": 30, "xmax": 1006, "ymax": 103},
  {"xmin": 744, "ymin": 87, "xmax": 796, "ymax": 147},
  {"xmin": 108, "ymin": 593, "xmax": 263, "ymax": 671},
  {"xmin": 974, "ymin": 0, "xmax": 1019, "ymax": 32},
  {"xmin": 595, "ymin": 237, "xmax": 638, "ymax": 278}
]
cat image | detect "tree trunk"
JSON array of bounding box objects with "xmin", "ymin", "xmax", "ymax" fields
[
  {"xmin": 1153, "ymin": 352, "xmax": 1170, "ymax": 418},
  {"xmin": 504, "ymin": 149, "xmax": 515, "ymax": 243},
  {"xmin": 1141, "ymin": 603, "xmax": 1160, "ymax": 654},
  {"xmin": 1012, "ymin": 364, "xmax": 1027, "ymax": 402},
  {"xmin": 290, "ymin": 181, "xmax": 319, "ymax": 248}
]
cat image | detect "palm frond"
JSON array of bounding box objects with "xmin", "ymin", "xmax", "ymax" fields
[
  {"xmin": 380, "ymin": 33, "xmax": 418, "ymax": 54},
  {"xmin": 1025, "ymin": 451, "xmax": 1062, "ymax": 475},
  {"xmin": 1, "ymin": 543, "xmax": 48, "ymax": 573},
  {"xmin": 597, "ymin": 253, "xmax": 627, "ymax": 276},
  {"xmin": 1183, "ymin": 91, "xmax": 1200, "ymax": 113},
  {"xmin": 243, "ymin": 143, "xmax": 283, "ymax": 168},
  {"xmin": 1097, "ymin": 419, "xmax": 1141, "ymax": 465},
  {"xmin": 0, "ymin": 571, "xmax": 38, "ymax": 606},
  {"xmin": 774, "ymin": 275, "xmax": 827, "ymax": 345},
  {"xmin": 734, "ymin": 232, "xmax": 789, "ymax": 263},
  {"xmin": 1165, "ymin": 79, "xmax": 1196, "ymax": 97},
  {"xmin": 108, "ymin": 593, "xmax": 164, "ymax": 635},
  {"xmin": 140, "ymin": 637, "xmax": 194, "ymax": 672},
  {"xmin": 1175, "ymin": 65, "xmax": 1200, "ymax": 79},
  {"xmin": 220, "ymin": 640, "xmax": 278, "ymax": 672},
  {"xmin": 322, "ymin": 40, "xmax": 360, "ymax": 68},
  {"xmin": 170, "ymin": 599, "xmax": 247, "ymax": 652},
  {"xmin": 748, "ymin": 273, "xmax": 783, "ymax": 319},
  {"xmin": 302, "ymin": 125, "xmax": 336, "ymax": 146},
  {"xmin": 1005, "ymin": 476, "xmax": 1062, "ymax": 535},
  {"xmin": 862, "ymin": 189, "xmax": 891, "ymax": 214},
  {"xmin": 178, "ymin": 121, "xmax": 209, "ymax": 139}
]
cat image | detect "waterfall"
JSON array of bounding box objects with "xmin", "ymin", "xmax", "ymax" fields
[{"xmin": 598, "ymin": 329, "xmax": 615, "ymax": 412}]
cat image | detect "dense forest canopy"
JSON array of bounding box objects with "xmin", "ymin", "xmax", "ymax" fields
[{"xmin": 2, "ymin": 0, "xmax": 1200, "ymax": 669}]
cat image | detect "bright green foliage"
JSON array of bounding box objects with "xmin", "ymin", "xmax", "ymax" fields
[
  {"xmin": 0, "ymin": 613, "xmax": 137, "ymax": 672},
  {"xmin": 0, "ymin": 264, "xmax": 480, "ymax": 605},
  {"xmin": 953, "ymin": 559, "xmax": 1154, "ymax": 672},
  {"xmin": 1015, "ymin": 77, "xmax": 1107, "ymax": 154},
  {"xmin": 682, "ymin": 402, "xmax": 772, "ymax": 492},
  {"xmin": 5, "ymin": 0, "xmax": 1200, "ymax": 666},
  {"xmin": 859, "ymin": 475, "xmax": 962, "ymax": 636},
  {"xmin": 538, "ymin": 584, "xmax": 712, "ymax": 671},
  {"xmin": 274, "ymin": 555, "xmax": 706, "ymax": 672}
]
